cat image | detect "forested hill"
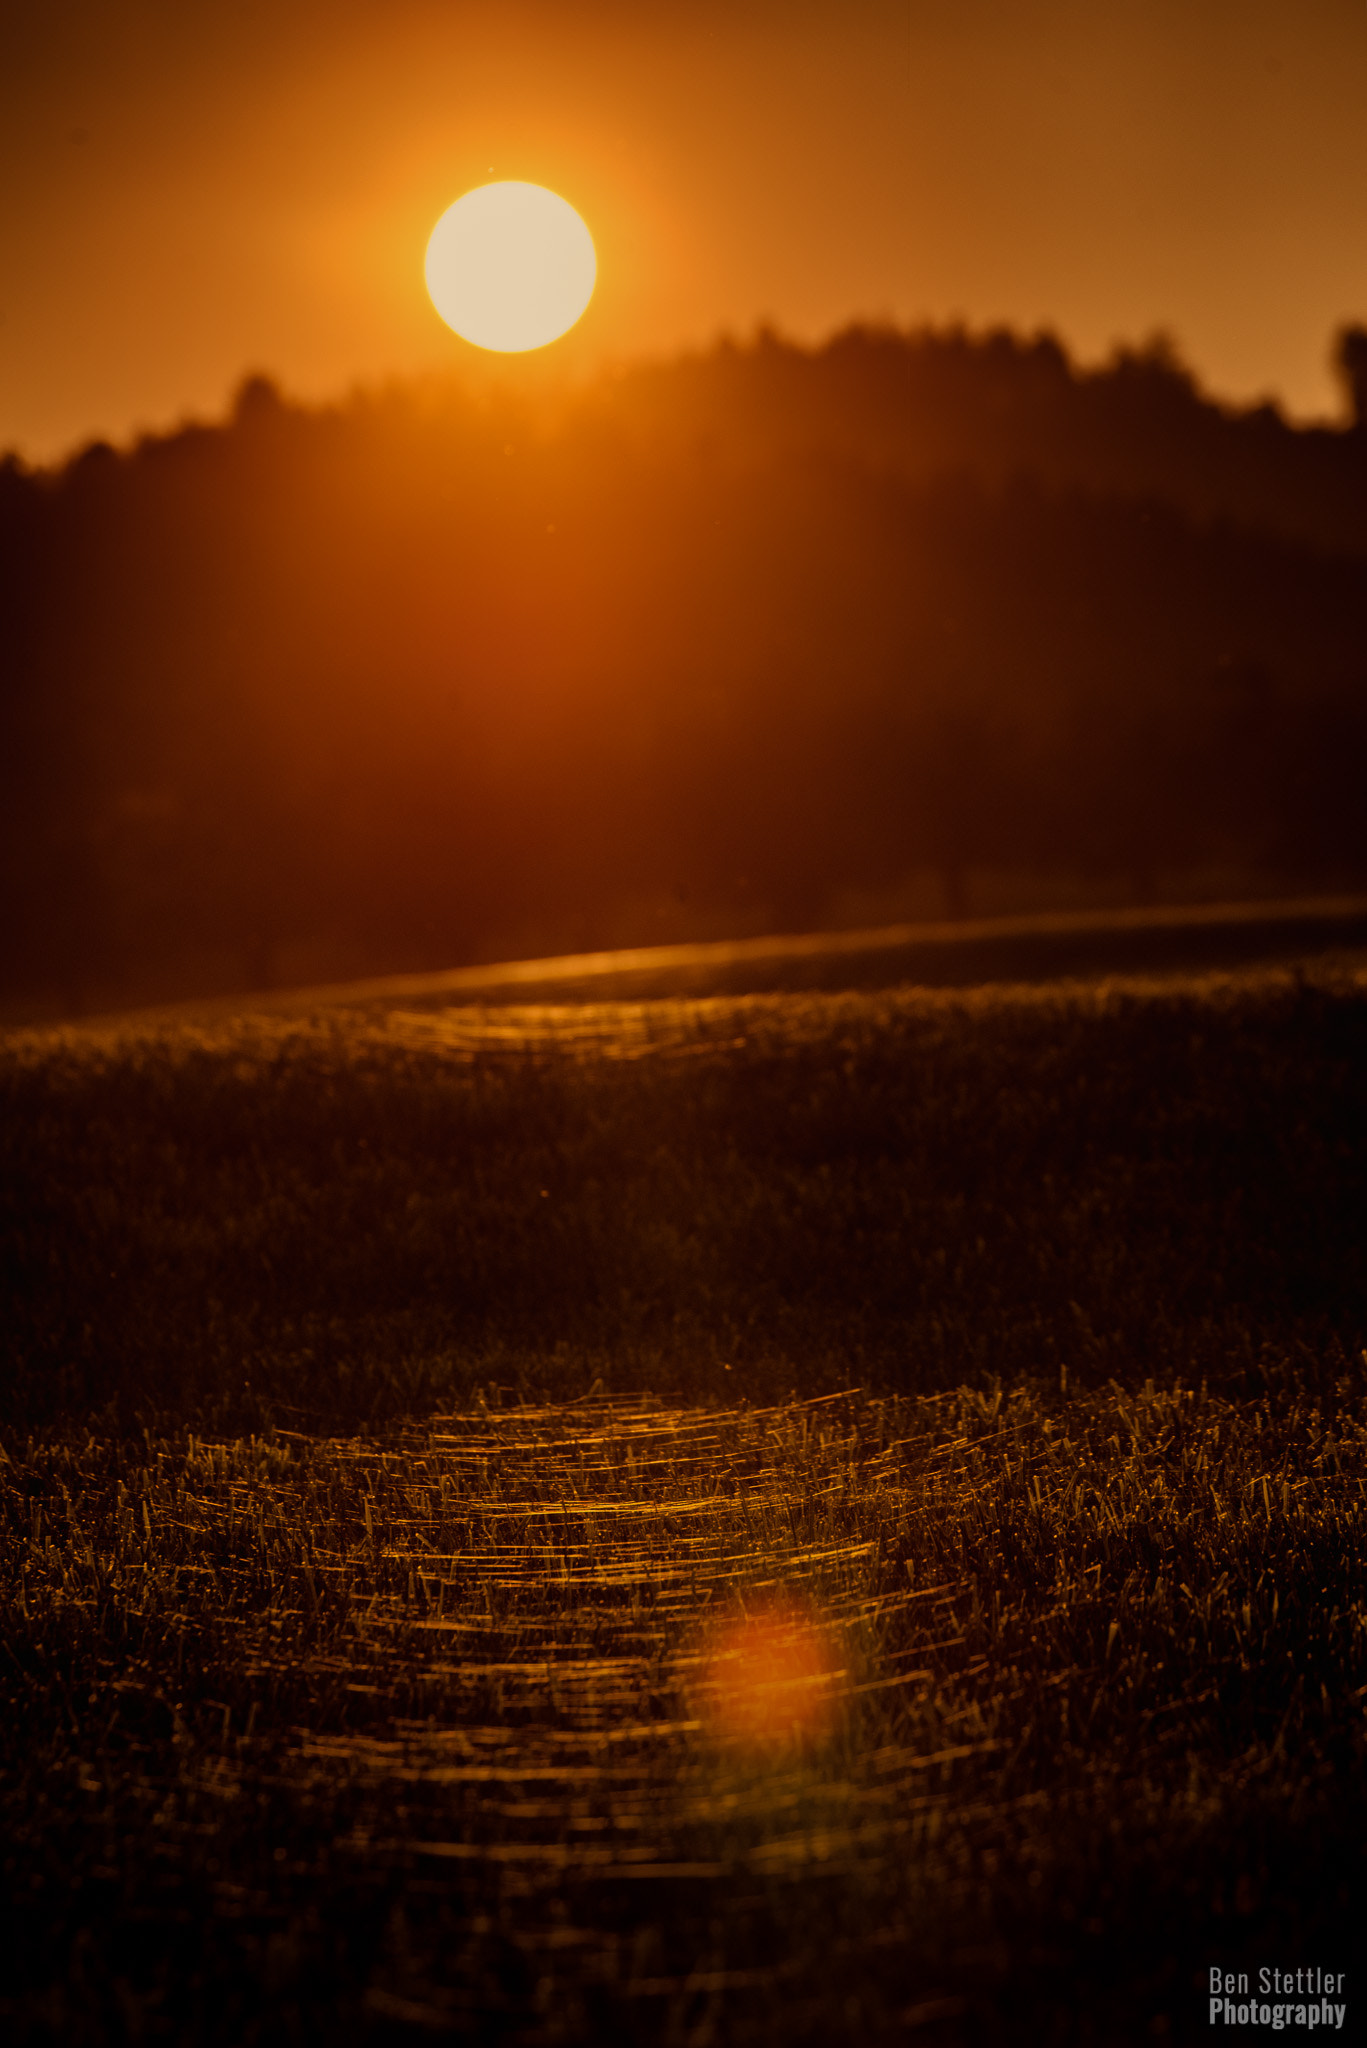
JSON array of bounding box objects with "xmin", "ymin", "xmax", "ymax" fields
[
  {"xmin": 2, "ymin": 323, "xmax": 1366, "ymax": 1016},
  {"xmin": 600, "ymin": 322, "xmax": 1367, "ymax": 561}
]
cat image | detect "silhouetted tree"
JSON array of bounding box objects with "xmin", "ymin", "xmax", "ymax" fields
[{"xmin": 1335, "ymin": 325, "xmax": 1367, "ymax": 432}]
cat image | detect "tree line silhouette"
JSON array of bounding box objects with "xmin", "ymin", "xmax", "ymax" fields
[{"xmin": 2, "ymin": 322, "xmax": 1366, "ymax": 1010}]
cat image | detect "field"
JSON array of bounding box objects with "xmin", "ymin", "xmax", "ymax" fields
[{"xmin": 2, "ymin": 960, "xmax": 1365, "ymax": 2043}]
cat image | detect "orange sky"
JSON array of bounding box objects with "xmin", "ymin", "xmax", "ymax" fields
[{"xmin": 4, "ymin": 0, "xmax": 1367, "ymax": 463}]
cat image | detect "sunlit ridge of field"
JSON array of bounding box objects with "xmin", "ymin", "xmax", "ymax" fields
[
  {"xmin": 5, "ymin": 962, "xmax": 1367, "ymax": 1433},
  {"xmin": 2, "ymin": 963, "xmax": 1365, "ymax": 2041}
]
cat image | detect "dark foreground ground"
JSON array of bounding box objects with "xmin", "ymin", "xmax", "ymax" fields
[{"xmin": 1, "ymin": 952, "xmax": 1364, "ymax": 2042}]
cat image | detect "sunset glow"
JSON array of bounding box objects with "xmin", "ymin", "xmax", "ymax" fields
[{"xmin": 424, "ymin": 183, "xmax": 596, "ymax": 353}]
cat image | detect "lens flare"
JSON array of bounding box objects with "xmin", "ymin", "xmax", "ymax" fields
[{"xmin": 699, "ymin": 1599, "xmax": 841, "ymax": 1749}]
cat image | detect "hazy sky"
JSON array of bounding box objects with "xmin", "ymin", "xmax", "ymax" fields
[{"xmin": 4, "ymin": 0, "xmax": 1367, "ymax": 462}]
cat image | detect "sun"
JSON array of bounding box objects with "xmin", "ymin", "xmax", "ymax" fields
[{"xmin": 424, "ymin": 182, "xmax": 596, "ymax": 353}]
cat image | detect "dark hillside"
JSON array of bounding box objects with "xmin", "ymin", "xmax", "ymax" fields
[
  {"xmin": 2, "ymin": 327, "xmax": 1366, "ymax": 1013},
  {"xmin": 603, "ymin": 323, "xmax": 1367, "ymax": 558}
]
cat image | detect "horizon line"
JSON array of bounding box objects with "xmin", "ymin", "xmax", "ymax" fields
[{"xmin": 7, "ymin": 312, "xmax": 1358, "ymax": 476}]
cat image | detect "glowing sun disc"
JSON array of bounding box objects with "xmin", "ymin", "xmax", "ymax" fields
[{"xmin": 425, "ymin": 182, "xmax": 596, "ymax": 352}]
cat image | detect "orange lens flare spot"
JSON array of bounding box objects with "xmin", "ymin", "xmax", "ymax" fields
[{"xmin": 700, "ymin": 1603, "xmax": 840, "ymax": 1749}]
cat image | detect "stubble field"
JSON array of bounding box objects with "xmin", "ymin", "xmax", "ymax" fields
[{"xmin": 2, "ymin": 964, "xmax": 1365, "ymax": 2043}]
